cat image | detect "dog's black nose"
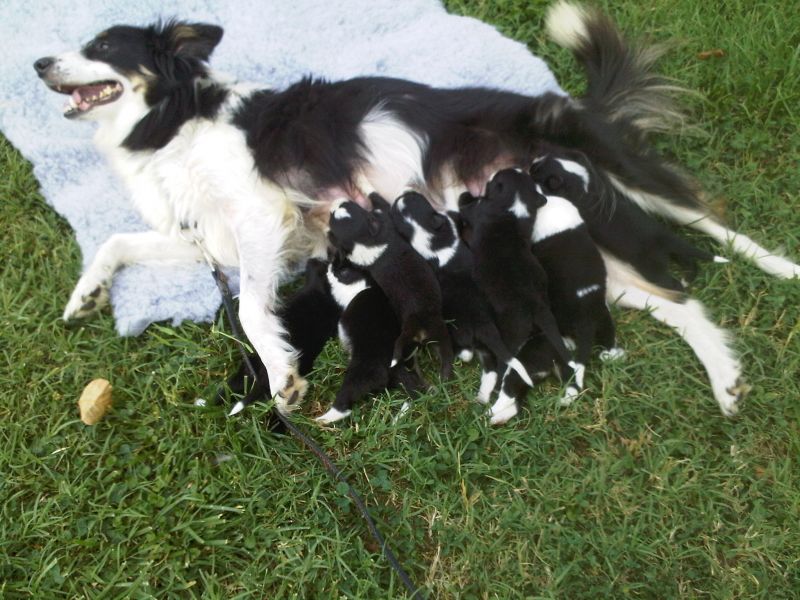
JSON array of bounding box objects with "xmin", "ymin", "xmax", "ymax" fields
[{"xmin": 34, "ymin": 57, "xmax": 55, "ymax": 75}]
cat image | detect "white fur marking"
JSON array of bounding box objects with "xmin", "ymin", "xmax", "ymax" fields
[
  {"xmin": 477, "ymin": 371, "xmax": 498, "ymax": 404},
  {"xmin": 332, "ymin": 206, "xmax": 351, "ymax": 220},
  {"xmin": 327, "ymin": 265, "xmax": 369, "ymax": 309},
  {"xmin": 316, "ymin": 407, "xmax": 352, "ymax": 424},
  {"xmin": 458, "ymin": 349, "xmax": 474, "ymax": 362},
  {"xmin": 349, "ymin": 242, "xmax": 387, "ymax": 267},
  {"xmin": 556, "ymin": 158, "xmax": 590, "ymax": 192},
  {"xmin": 546, "ymin": 1, "xmax": 590, "ymax": 50},
  {"xmin": 532, "ymin": 195, "xmax": 585, "ymax": 242},
  {"xmin": 509, "ymin": 195, "xmax": 530, "ymax": 218}
]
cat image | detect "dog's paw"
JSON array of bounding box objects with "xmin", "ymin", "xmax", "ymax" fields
[
  {"xmin": 315, "ymin": 406, "xmax": 351, "ymax": 424},
  {"xmin": 559, "ymin": 385, "xmax": 580, "ymax": 406},
  {"xmin": 63, "ymin": 276, "xmax": 111, "ymax": 322},
  {"xmin": 458, "ymin": 349, "xmax": 474, "ymax": 362},
  {"xmin": 717, "ymin": 377, "xmax": 751, "ymax": 417},
  {"xmin": 488, "ymin": 393, "xmax": 517, "ymax": 425},
  {"xmin": 599, "ymin": 347, "xmax": 626, "ymax": 362},
  {"xmin": 275, "ymin": 372, "xmax": 308, "ymax": 414}
]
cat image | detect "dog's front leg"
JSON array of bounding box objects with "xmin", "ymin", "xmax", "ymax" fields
[
  {"xmin": 63, "ymin": 231, "xmax": 203, "ymax": 321},
  {"xmin": 232, "ymin": 208, "xmax": 303, "ymax": 415}
]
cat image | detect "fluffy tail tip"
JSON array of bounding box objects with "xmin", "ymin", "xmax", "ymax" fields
[{"xmin": 545, "ymin": 1, "xmax": 590, "ymax": 50}]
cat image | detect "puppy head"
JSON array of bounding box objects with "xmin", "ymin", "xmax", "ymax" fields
[
  {"xmin": 485, "ymin": 168, "xmax": 546, "ymax": 217},
  {"xmin": 302, "ymin": 257, "xmax": 332, "ymax": 292},
  {"xmin": 327, "ymin": 201, "xmax": 385, "ymax": 257},
  {"xmin": 529, "ymin": 146, "xmax": 594, "ymax": 200},
  {"xmin": 34, "ymin": 20, "xmax": 223, "ymax": 124},
  {"xmin": 392, "ymin": 191, "xmax": 458, "ymax": 262}
]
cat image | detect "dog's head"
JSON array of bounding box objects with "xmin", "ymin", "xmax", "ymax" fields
[
  {"xmin": 327, "ymin": 200, "xmax": 388, "ymax": 263},
  {"xmin": 529, "ymin": 145, "xmax": 595, "ymax": 202},
  {"xmin": 484, "ymin": 168, "xmax": 546, "ymax": 217},
  {"xmin": 34, "ymin": 20, "xmax": 223, "ymax": 147},
  {"xmin": 392, "ymin": 191, "xmax": 459, "ymax": 266}
]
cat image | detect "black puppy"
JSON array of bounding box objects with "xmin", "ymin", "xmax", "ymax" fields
[
  {"xmin": 458, "ymin": 169, "xmax": 577, "ymax": 424},
  {"xmin": 391, "ymin": 190, "xmax": 534, "ymax": 402},
  {"xmin": 221, "ymin": 258, "xmax": 342, "ymax": 415},
  {"xmin": 530, "ymin": 191, "xmax": 624, "ymax": 366},
  {"xmin": 316, "ymin": 254, "xmax": 426, "ymax": 423},
  {"xmin": 530, "ymin": 145, "xmax": 727, "ymax": 292},
  {"xmin": 327, "ymin": 196, "xmax": 454, "ymax": 380}
]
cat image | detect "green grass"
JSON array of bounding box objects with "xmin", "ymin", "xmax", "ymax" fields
[{"xmin": 2, "ymin": 1, "xmax": 799, "ymax": 597}]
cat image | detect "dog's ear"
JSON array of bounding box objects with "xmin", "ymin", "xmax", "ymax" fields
[
  {"xmin": 165, "ymin": 21, "xmax": 224, "ymax": 61},
  {"xmin": 366, "ymin": 212, "xmax": 383, "ymax": 237},
  {"xmin": 457, "ymin": 191, "xmax": 477, "ymax": 209},
  {"xmin": 369, "ymin": 192, "xmax": 392, "ymax": 213},
  {"xmin": 430, "ymin": 212, "xmax": 448, "ymax": 231}
]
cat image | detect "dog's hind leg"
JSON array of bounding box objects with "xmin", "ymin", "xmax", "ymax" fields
[
  {"xmin": 604, "ymin": 253, "xmax": 747, "ymax": 415},
  {"xmin": 63, "ymin": 231, "xmax": 204, "ymax": 322},
  {"xmin": 608, "ymin": 178, "xmax": 800, "ymax": 279},
  {"xmin": 317, "ymin": 359, "xmax": 391, "ymax": 424}
]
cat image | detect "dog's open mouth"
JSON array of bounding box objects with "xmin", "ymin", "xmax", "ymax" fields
[{"xmin": 51, "ymin": 81, "xmax": 123, "ymax": 118}]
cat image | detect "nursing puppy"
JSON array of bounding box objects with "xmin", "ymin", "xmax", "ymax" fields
[
  {"xmin": 219, "ymin": 258, "xmax": 341, "ymax": 414},
  {"xmin": 317, "ymin": 255, "xmax": 426, "ymax": 423},
  {"xmin": 458, "ymin": 170, "xmax": 577, "ymax": 423},
  {"xmin": 391, "ymin": 190, "xmax": 534, "ymax": 402},
  {"xmin": 530, "ymin": 146, "xmax": 728, "ymax": 292},
  {"xmin": 530, "ymin": 191, "xmax": 623, "ymax": 367},
  {"xmin": 327, "ymin": 196, "xmax": 454, "ymax": 380}
]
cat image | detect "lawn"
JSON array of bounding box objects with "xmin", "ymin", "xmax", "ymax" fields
[{"xmin": 1, "ymin": 0, "xmax": 799, "ymax": 597}]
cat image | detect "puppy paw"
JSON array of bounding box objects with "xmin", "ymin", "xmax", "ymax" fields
[
  {"xmin": 559, "ymin": 386, "xmax": 580, "ymax": 406},
  {"xmin": 458, "ymin": 349, "xmax": 474, "ymax": 362},
  {"xmin": 488, "ymin": 394, "xmax": 517, "ymax": 425},
  {"xmin": 275, "ymin": 372, "xmax": 308, "ymax": 414},
  {"xmin": 599, "ymin": 347, "xmax": 626, "ymax": 362},
  {"xmin": 63, "ymin": 276, "xmax": 111, "ymax": 322},
  {"xmin": 315, "ymin": 406, "xmax": 352, "ymax": 424}
]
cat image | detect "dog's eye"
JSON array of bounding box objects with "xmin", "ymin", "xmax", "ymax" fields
[
  {"xmin": 545, "ymin": 175, "xmax": 562, "ymax": 191},
  {"xmin": 92, "ymin": 40, "xmax": 111, "ymax": 53}
]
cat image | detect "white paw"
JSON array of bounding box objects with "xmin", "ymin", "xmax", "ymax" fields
[
  {"xmin": 392, "ymin": 401, "xmax": 411, "ymax": 424},
  {"xmin": 712, "ymin": 370, "xmax": 750, "ymax": 417},
  {"xmin": 274, "ymin": 372, "xmax": 308, "ymax": 415},
  {"xmin": 599, "ymin": 347, "xmax": 626, "ymax": 362},
  {"xmin": 488, "ymin": 393, "xmax": 517, "ymax": 425},
  {"xmin": 476, "ymin": 371, "xmax": 498, "ymax": 404},
  {"xmin": 559, "ymin": 386, "xmax": 580, "ymax": 406},
  {"xmin": 63, "ymin": 274, "xmax": 111, "ymax": 321},
  {"xmin": 562, "ymin": 336, "xmax": 576, "ymax": 352},
  {"xmin": 315, "ymin": 406, "xmax": 352, "ymax": 424},
  {"xmin": 458, "ymin": 349, "xmax": 474, "ymax": 362}
]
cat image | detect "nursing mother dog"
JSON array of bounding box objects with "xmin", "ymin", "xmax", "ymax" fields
[{"xmin": 33, "ymin": 2, "xmax": 798, "ymax": 417}]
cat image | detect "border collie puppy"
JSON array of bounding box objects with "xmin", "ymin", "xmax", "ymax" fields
[
  {"xmin": 530, "ymin": 191, "xmax": 623, "ymax": 367},
  {"xmin": 391, "ymin": 190, "xmax": 534, "ymax": 402},
  {"xmin": 458, "ymin": 170, "xmax": 577, "ymax": 423},
  {"xmin": 219, "ymin": 258, "xmax": 341, "ymax": 414},
  {"xmin": 316, "ymin": 255, "xmax": 426, "ymax": 423},
  {"xmin": 530, "ymin": 146, "xmax": 728, "ymax": 292},
  {"xmin": 327, "ymin": 196, "xmax": 454, "ymax": 379},
  {"xmin": 36, "ymin": 3, "xmax": 786, "ymax": 415}
]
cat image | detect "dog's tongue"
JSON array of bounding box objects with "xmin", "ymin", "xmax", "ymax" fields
[{"xmin": 72, "ymin": 84, "xmax": 106, "ymax": 110}]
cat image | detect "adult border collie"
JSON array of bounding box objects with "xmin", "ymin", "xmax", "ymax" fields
[{"xmin": 34, "ymin": 2, "xmax": 796, "ymax": 415}]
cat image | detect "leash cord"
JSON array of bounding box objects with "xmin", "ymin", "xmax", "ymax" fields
[{"xmin": 210, "ymin": 266, "xmax": 425, "ymax": 600}]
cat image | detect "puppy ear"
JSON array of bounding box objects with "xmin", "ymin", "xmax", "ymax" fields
[
  {"xmin": 369, "ymin": 192, "xmax": 392, "ymax": 213},
  {"xmin": 430, "ymin": 212, "xmax": 447, "ymax": 230},
  {"xmin": 366, "ymin": 213, "xmax": 383, "ymax": 237},
  {"xmin": 458, "ymin": 191, "xmax": 477, "ymax": 208},
  {"xmin": 165, "ymin": 21, "xmax": 224, "ymax": 61}
]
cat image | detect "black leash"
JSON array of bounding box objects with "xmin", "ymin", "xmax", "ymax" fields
[{"xmin": 208, "ymin": 263, "xmax": 425, "ymax": 600}]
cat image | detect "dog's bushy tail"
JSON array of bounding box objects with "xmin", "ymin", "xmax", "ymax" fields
[{"xmin": 546, "ymin": 1, "xmax": 688, "ymax": 139}]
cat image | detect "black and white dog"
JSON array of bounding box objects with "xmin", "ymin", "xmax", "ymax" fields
[
  {"xmin": 458, "ymin": 169, "xmax": 578, "ymax": 423},
  {"xmin": 317, "ymin": 255, "xmax": 426, "ymax": 423},
  {"xmin": 530, "ymin": 146, "xmax": 728, "ymax": 292},
  {"xmin": 34, "ymin": 2, "xmax": 795, "ymax": 416},
  {"xmin": 390, "ymin": 190, "xmax": 535, "ymax": 399},
  {"xmin": 327, "ymin": 197, "xmax": 454, "ymax": 379}
]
